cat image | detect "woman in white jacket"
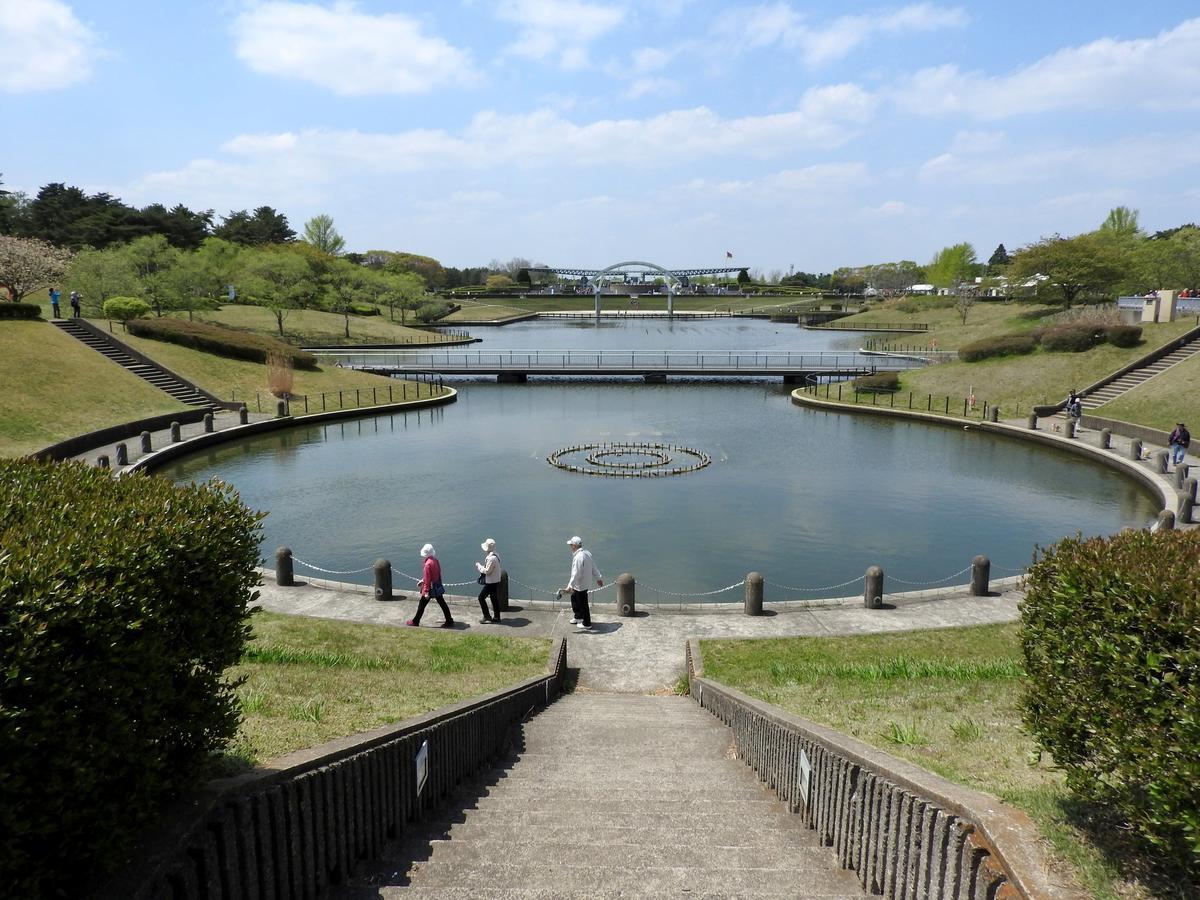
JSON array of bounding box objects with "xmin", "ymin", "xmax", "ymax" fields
[{"xmin": 475, "ymin": 538, "xmax": 502, "ymax": 624}]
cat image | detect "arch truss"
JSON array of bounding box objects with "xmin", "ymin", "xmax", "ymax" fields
[{"xmin": 525, "ymin": 262, "xmax": 748, "ymax": 316}]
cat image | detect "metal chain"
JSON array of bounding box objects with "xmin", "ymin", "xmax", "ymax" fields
[
  {"xmin": 764, "ymin": 575, "xmax": 865, "ymax": 593},
  {"xmin": 291, "ymin": 556, "xmax": 374, "ymax": 576},
  {"xmin": 888, "ymin": 566, "xmax": 973, "ymax": 587},
  {"xmin": 638, "ymin": 580, "xmax": 745, "ymax": 599},
  {"xmin": 990, "ymin": 563, "xmax": 1029, "ymax": 574}
]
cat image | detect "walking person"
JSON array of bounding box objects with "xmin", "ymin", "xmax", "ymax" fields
[
  {"xmin": 562, "ymin": 535, "xmax": 603, "ymax": 632},
  {"xmin": 69, "ymin": 290, "xmax": 82, "ymax": 318},
  {"xmin": 407, "ymin": 543, "xmax": 454, "ymax": 628},
  {"xmin": 48, "ymin": 287, "xmax": 61, "ymax": 319},
  {"xmin": 475, "ymin": 538, "xmax": 502, "ymax": 624},
  {"xmin": 1168, "ymin": 422, "xmax": 1191, "ymax": 468}
]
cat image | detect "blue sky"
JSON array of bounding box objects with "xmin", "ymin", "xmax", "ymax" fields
[{"xmin": 4, "ymin": 1, "xmax": 1199, "ymax": 273}]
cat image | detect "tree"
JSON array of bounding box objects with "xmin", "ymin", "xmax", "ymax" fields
[
  {"xmin": 866, "ymin": 260, "xmax": 923, "ymax": 294},
  {"xmin": 485, "ymin": 273, "xmax": 514, "ymax": 289},
  {"xmin": 214, "ymin": 207, "xmax": 296, "ymax": 245},
  {"xmin": 371, "ymin": 269, "xmax": 424, "ymax": 323},
  {"xmin": 954, "ymin": 294, "xmax": 975, "ymax": 325},
  {"xmin": 323, "ymin": 258, "xmax": 373, "ymax": 338},
  {"xmin": 102, "ymin": 296, "xmax": 152, "ymax": 330},
  {"xmin": 926, "ymin": 242, "xmax": 979, "ymax": 289},
  {"xmin": 120, "ymin": 235, "xmax": 180, "ymax": 316},
  {"xmin": 0, "ymin": 235, "xmax": 72, "ymax": 303},
  {"xmin": 302, "ymin": 214, "xmax": 345, "ymax": 256},
  {"xmin": 1008, "ymin": 234, "xmax": 1124, "ymax": 308},
  {"xmin": 987, "ymin": 244, "xmax": 1010, "ymax": 273},
  {"xmin": 1099, "ymin": 206, "xmax": 1141, "ymax": 240},
  {"xmin": 66, "ymin": 247, "xmax": 137, "ymax": 313},
  {"xmin": 239, "ymin": 248, "xmax": 315, "ymax": 336},
  {"xmin": 383, "ymin": 251, "xmax": 447, "ymax": 288}
]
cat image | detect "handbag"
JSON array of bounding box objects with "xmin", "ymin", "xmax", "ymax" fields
[{"xmin": 477, "ymin": 573, "xmax": 486, "ymax": 585}]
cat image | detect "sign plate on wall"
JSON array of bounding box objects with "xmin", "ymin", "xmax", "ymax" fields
[
  {"xmin": 415, "ymin": 740, "xmax": 429, "ymax": 796},
  {"xmin": 798, "ymin": 748, "xmax": 812, "ymax": 808}
]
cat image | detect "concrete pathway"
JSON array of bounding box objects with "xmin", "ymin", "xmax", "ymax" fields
[{"xmin": 256, "ymin": 578, "xmax": 1021, "ymax": 693}]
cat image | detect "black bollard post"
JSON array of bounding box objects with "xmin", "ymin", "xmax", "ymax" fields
[
  {"xmin": 970, "ymin": 555, "xmax": 990, "ymax": 596},
  {"xmin": 617, "ymin": 573, "xmax": 636, "ymax": 617},
  {"xmin": 1100, "ymin": 428, "xmax": 1111, "ymax": 449},
  {"xmin": 140, "ymin": 430, "xmax": 152, "ymax": 453},
  {"xmin": 1129, "ymin": 439, "xmax": 1143, "ymax": 462},
  {"xmin": 864, "ymin": 566, "xmax": 884, "ymax": 609},
  {"xmin": 744, "ymin": 572, "xmax": 763, "ymax": 616},
  {"xmin": 238, "ymin": 405, "xmax": 249, "ymax": 425},
  {"xmin": 1156, "ymin": 509, "xmax": 1176, "ymax": 531},
  {"xmin": 988, "ymin": 406, "xmax": 999, "ymax": 423},
  {"xmin": 170, "ymin": 421, "xmax": 181, "ymax": 442},
  {"xmin": 96, "ymin": 454, "xmax": 109, "ymax": 469},
  {"xmin": 1065, "ymin": 419, "xmax": 1077, "ymax": 439},
  {"xmin": 497, "ymin": 569, "xmax": 510, "ymax": 612},
  {"xmin": 1182, "ymin": 477, "xmax": 1198, "ymax": 503},
  {"xmin": 1153, "ymin": 449, "xmax": 1169, "ymax": 474},
  {"xmin": 203, "ymin": 412, "xmax": 214, "ymax": 434},
  {"xmin": 1026, "ymin": 413, "xmax": 1037, "ymax": 430},
  {"xmin": 275, "ymin": 547, "xmax": 294, "ymax": 586},
  {"xmin": 1178, "ymin": 495, "xmax": 1195, "ymax": 526},
  {"xmin": 114, "ymin": 443, "xmax": 128, "ymax": 466},
  {"xmin": 276, "ymin": 399, "xmax": 287, "ymax": 418},
  {"xmin": 374, "ymin": 559, "xmax": 393, "ymax": 601},
  {"xmin": 1173, "ymin": 464, "xmax": 1190, "ymax": 490}
]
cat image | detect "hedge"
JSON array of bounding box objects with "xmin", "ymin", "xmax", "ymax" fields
[
  {"xmin": 0, "ymin": 302, "xmax": 41, "ymax": 319},
  {"xmin": 852, "ymin": 371, "xmax": 900, "ymax": 392},
  {"xmin": 959, "ymin": 333, "xmax": 1038, "ymax": 362},
  {"xmin": 1105, "ymin": 324, "xmax": 1143, "ymax": 348},
  {"xmin": 127, "ymin": 316, "xmax": 318, "ymax": 369},
  {"xmin": 349, "ymin": 303, "xmax": 380, "ymax": 316},
  {"xmin": 1038, "ymin": 322, "xmax": 1105, "ymax": 352},
  {"xmin": 1021, "ymin": 528, "xmax": 1200, "ymax": 875},
  {"xmin": 0, "ymin": 460, "xmax": 263, "ymax": 895}
]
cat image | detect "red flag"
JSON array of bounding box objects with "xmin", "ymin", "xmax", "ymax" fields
[{"xmin": 725, "ymin": 250, "xmax": 733, "ymax": 259}]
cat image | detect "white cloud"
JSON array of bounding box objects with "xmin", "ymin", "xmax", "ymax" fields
[
  {"xmin": 688, "ymin": 162, "xmax": 870, "ymax": 197},
  {"xmin": 723, "ymin": 2, "xmax": 966, "ymax": 65},
  {"xmin": 870, "ymin": 200, "xmax": 908, "ymax": 216},
  {"xmin": 625, "ymin": 77, "xmax": 680, "ymax": 99},
  {"xmin": 896, "ymin": 18, "xmax": 1200, "ymax": 117},
  {"xmin": 498, "ymin": 0, "xmax": 624, "ymax": 69},
  {"xmin": 232, "ymin": 1, "xmax": 475, "ymax": 95},
  {"xmin": 0, "ymin": 0, "xmax": 96, "ymax": 92}
]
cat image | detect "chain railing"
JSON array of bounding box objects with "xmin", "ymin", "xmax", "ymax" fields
[
  {"xmin": 802, "ymin": 380, "xmax": 1029, "ymax": 420},
  {"xmin": 232, "ymin": 377, "xmax": 450, "ymax": 414}
]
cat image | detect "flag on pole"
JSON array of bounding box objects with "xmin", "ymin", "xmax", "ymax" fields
[{"xmin": 725, "ymin": 250, "xmax": 733, "ymax": 259}]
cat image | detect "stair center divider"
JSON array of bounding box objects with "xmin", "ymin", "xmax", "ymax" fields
[
  {"xmin": 100, "ymin": 637, "xmax": 568, "ymax": 899},
  {"xmin": 685, "ymin": 639, "xmax": 1070, "ymax": 900}
]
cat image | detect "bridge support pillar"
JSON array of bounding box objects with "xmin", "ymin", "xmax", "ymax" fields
[
  {"xmin": 497, "ymin": 372, "xmax": 527, "ymax": 383},
  {"xmin": 643, "ymin": 373, "xmax": 666, "ymax": 383},
  {"xmin": 783, "ymin": 374, "xmax": 803, "ymax": 385}
]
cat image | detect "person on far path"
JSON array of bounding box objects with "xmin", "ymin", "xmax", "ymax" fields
[
  {"xmin": 563, "ymin": 535, "xmax": 603, "ymax": 632},
  {"xmin": 408, "ymin": 543, "xmax": 453, "ymax": 628},
  {"xmin": 1168, "ymin": 422, "xmax": 1191, "ymax": 468},
  {"xmin": 48, "ymin": 287, "xmax": 61, "ymax": 319},
  {"xmin": 475, "ymin": 538, "xmax": 502, "ymax": 624},
  {"xmin": 69, "ymin": 290, "xmax": 82, "ymax": 318}
]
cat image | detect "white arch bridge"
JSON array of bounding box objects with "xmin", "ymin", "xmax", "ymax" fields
[
  {"xmin": 523, "ymin": 261, "xmax": 749, "ymax": 316},
  {"xmin": 332, "ymin": 349, "xmax": 927, "ymax": 383}
]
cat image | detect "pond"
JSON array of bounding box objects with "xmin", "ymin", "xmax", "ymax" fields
[{"xmin": 161, "ymin": 320, "xmax": 1158, "ymax": 602}]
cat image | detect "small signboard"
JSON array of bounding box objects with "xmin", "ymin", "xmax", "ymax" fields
[
  {"xmin": 415, "ymin": 740, "xmax": 429, "ymax": 796},
  {"xmin": 798, "ymin": 748, "xmax": 812, "ymax": 809}
]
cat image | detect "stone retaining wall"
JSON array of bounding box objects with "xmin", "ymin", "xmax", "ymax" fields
[
  {"xmin": 686, "ymin": 640, "xmax": 1072, "ymax": 899},
  {"xmin": 32, "ymin": 408, "xmax": 211, "ymax": 461},
  {"xmin": 100, "ymin": 637, "xmax": 567, "ymax": 899}
]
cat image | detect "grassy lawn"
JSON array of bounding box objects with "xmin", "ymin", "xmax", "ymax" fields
[
  {"xmin": 229, "ymin": 610, "xmax": 550, "ymax": 763},
  {"xmin": 185, "ymin": 304, "xmax": 471, "ymax": 346},
  {"xmin": 701, "ymin": 626, "xmax": 1185, "ymax": 900},
  {"xmin": 1094, "ymin": 353, "xmax": 1200, "ymax": 430},
  {"xmin": 0, "ymin": 320, "xmax": 188, "ymax": 457}
]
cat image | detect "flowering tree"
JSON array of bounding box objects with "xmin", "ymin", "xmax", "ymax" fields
[{"xmin": 0, "ymin": 235, "xmax": 72, "ymax": 303}]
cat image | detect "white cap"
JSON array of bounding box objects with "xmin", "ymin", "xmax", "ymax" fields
[
  {"xmin": 481, "ymin": 538, "xmax": 496, "ymax": 552},
  {"xmin": 420, "ymin": 543, "xmax": 435, "ymax": 558},
  {"xmin": 567, "ymin": 535, "xmax": 583, "ymax": 546}
]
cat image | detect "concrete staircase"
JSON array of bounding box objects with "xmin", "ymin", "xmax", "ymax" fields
[
  {"xmin": 1083, "ymin": 331, "xmax": 1200, "ymax": 409},
  {"xmin": 52, "ymin": 319, "xmax": 219, "ymax": 409},
  {"xmin": 339, "ymin": 694, "xmax": 865, "ymax": 899}
]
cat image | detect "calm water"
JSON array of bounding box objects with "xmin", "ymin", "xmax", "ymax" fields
[{"xmin": 163, "ymin": 321, "xmax": 1158, "ymax": 601}]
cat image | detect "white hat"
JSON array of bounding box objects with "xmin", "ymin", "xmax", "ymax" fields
[
  {"xmin": 420, "ymin": 543, "xmax": 435, "ymax": 558},
  {"xmin": 481, "ymin": 538, "xmax": 496, "ymax": 552},
  {"xmin": 567, "ymin": 535, "xmax": 583, "ymax": 546}
]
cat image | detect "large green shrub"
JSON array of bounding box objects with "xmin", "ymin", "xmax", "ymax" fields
[
  {"xmin": 349, "ymin": 302, "xmax": 380, "ymax": 316},
  {"xmin": 102, "ymin": 296, "xmax": 152, "ymax": 329},
  {"xmin": 0, "ymin": 302, "xmax": 41, "ymax": 319},
  {"xmin": 414, "ymin": 300, "xmax": 452, "ymax": 323},
  {"xmin": 127, "ymin": 316, "xmax": 318, "ymax": 369},
  {"xmin": 1039, "ymin": 322, "xmax": 1105, "ymax": 352},
  {"xmin": 959, "ymin": 333, "xmax": 1038, "ymax": 362},
  {"xmin": 1021, "ymin": 528, "xmax": 1200, "ymax": 874},
  {"xmin": 852, "ymin": 371, "xmax": 900, "ymax": 392},
  {"xmin": 1105, "ymin": 324, "xmax": 1143, "ymax": 348},
  {"xmin": 0, "ymin": 460, "xmax": 263, "ymax": 895}
]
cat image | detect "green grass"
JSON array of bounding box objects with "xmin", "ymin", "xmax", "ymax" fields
[
  {"xmin": 700, "ymin": 624, "xmax": 1187, "ymax": 900},
  {"xmin": 0, "ymin": 320, "xmax": 188, "ymax": 457},
  {"xmin": 186, "ymin": 304, "xmax": 471, "ymax": 346},
  {"xmin": 228, "ymin": 610, "xmax": 550, "ymax": 762},
  {"xmin": 1093, "ymin": 353, "xmax": 1200, "ymax": 430}
]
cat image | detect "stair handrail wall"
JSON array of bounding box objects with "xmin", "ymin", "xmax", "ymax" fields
[
  {"xmin": 66, "ymin": 318, "xmax": 241, "ymax": 411},
  {"xmin": 685, "ymin": 640, "xmax": 1071, "ymax": 900},
  {"xmin": 1032, "ymin": 321, "xmax": 1200, "ymax": 418},
  {"xmin": 99, "ymin": 637, "xmax": 568, "ymax": 900}
]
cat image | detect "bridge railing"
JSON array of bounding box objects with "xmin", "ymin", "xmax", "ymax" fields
[{"xmin": 324, "ymin": 349, "xmax": 928, "ymax": 372}]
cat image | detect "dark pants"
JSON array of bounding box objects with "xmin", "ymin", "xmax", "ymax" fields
[
  {"xmin": 570, "ymin": 590, "xmax": 591, "ymax": 627},
  {"xmin": 478, "ymin": 582, "xmax": 501, "ymax": 621},
  {"xmin": 51, "ymin": 302, "xmax": 60, "ymax": 318},
  {"xmin": 413, "ymin": 594, "xmax": 451, "ymax": 625}
]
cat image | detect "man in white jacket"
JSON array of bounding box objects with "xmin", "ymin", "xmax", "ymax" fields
[{"xmin": 564, "ymin": 535, "xmax": 603, "ymax": 631}]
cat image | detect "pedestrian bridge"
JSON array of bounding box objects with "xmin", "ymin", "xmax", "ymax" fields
[{"xmin": 327, "ymin": 349, "xmax": 927, "ymax": 382}]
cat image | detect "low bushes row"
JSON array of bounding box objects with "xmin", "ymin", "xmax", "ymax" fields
[
  {"xmin": 349, "ymin": 303, "xmax": 380, "ymax": 316},
  {"xmin": 0, "ymin": 460, "xmax": 263, "ymax": 896},
  {"xmin": 1022, "ymin": 528, "xmax": 1200, "ymax": 877},
  {"xmin": 960, "ymin": 323, "xmax": 1142, "ymax": 362},
  {"xmin": 0, "ymin": 302, "xmax": 41, "ymax": 319},
  {"xmin": 127, "ymin": 316, "xmax": 318, "ymax": 369},
  {"xmin": 852, "ymin": 371, "xmax": 900, "ymax": 392}
]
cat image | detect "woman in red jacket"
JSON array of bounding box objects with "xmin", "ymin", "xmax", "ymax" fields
[{"xmin": 408, "ymin": 543, "xmax": 454, "ymax": 628}]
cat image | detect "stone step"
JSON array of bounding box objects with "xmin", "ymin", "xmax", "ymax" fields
[
  {"xmin": 420, "ymin": 806, "xmax": 804, "ymax": 833},
  {"xmin": 362, "ymin": 888, "xmax": 867, "ymax": 900},
  {"xmin": 419, "ymin": 821, "xmax": 814, "ymax": 848},
  {"xmin": 458, "ymin": 797, "xmax": 788, "ymax": 819}
]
